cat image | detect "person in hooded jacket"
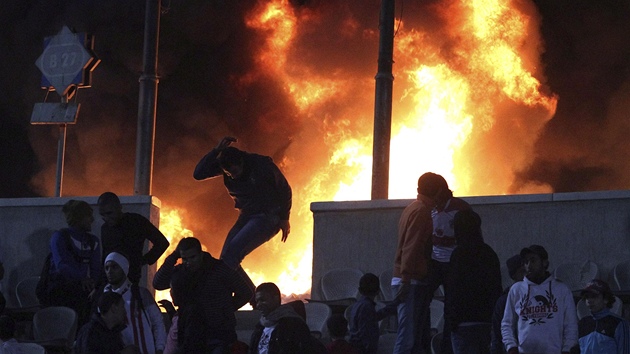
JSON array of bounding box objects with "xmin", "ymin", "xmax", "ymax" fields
[
  {"xmin": 501, "ymin": 245, "xmax": 578, "ymax": 354},
  {"xmin": 574, "ymin": 279, "xmax": 630, "ymax": 354},
  {"xmin": 249, "ymin": 282, "xmax": 325, "ymax": 354},
  {"xmin": 445, "ymin": 209, "xmax": 502, "ymax": 354}
]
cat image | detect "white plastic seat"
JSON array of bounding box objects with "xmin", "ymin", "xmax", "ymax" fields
[
  {"xmin": 576, "ymin": 295, "xmax": 623, "ymax": 320},
  {"xmin": 15, "ymin": 276, "xmax": 41, "ymax": 308},
  {"xmin": 320, "ymin": 268, "xmax": 364, "ymax": 301},
  {"xmin": 304, "ymin": 302, "xmax": 332, "ymax": 339},
  {"xmin": 553, "ymin": 261, "xmax": 599, "ymax": 292},
  {"xmin": 430, "ymin": 299, "xmax": 444, "ymax": 333},
  {"xmin": 431, "ymin": 331, "xmax": 443, "ymax": 354},
  {"xmin": 32, "ymin": 306, "xmax": 78, "ymax": 352},
  {"xmin": 9, "ymin": 343, "xmax": 46, "ymax": 354},
  {"xmin": 613, "ymin": 260, "xmax": 630, "ymax": 291}
]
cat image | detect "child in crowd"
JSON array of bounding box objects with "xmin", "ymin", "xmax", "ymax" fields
[
  {"xmin": 326, "ymin": 314, "xmax": 359, "ymax": 354},
  {"xmin": 348, "ymin": 273, "xmax": 396, "ymax": 354},
  {"xmin": 574, "ymin": 279, "xmax": 630, "ymax": 354}
]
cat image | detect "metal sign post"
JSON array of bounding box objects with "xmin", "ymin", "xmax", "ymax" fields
[
  {"xmin": 55, "ymin": 97, "xmax": 68, "ymax": 197},
  {"xmin": 31, "ymin": 26, "xmax": 99, "ymax": 197}
]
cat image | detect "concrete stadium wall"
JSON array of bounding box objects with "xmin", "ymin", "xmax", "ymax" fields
[
  {"xmin": 310, "ymin": 190, "xmax": 630, "ymax": 299},
  {"xmin": 0, "ymin": 196, "xmax": 160, "ymax": 307}
]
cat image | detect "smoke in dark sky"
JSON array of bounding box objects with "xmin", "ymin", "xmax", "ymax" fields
[
  {"xmin": 2, "ymin": 0, "xmax": 630, "ymax": 251},
  {"xmin": 512, "ymin": 0, "xmax": 630, "ymax": 192}
]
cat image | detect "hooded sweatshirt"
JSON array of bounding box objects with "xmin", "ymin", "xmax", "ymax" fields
[{"xmin": 501, "ymin": 274, "xmax": 578, "ymax": 353}]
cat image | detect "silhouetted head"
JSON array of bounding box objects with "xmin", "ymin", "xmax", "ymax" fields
[
  {"xmin": 454, "ymin": 209, "xmax": 483, "ymax": 245},
  {"xmin": 104, "ymin": 252, "xmax": 130, "ymax": 287},
  {"xmin": 177, "ymin": 237, "xmax": 204, "ymax": 272},
  {"xmin": 417, "ymin": 173, "xmax": 452, "ymax": 205},
  {"xmin": 520, "ymin": 245, "xmax": 550, "ymax": 283},
  {"xmin": 218, "ymin": 147, "xmax": 246, "ymax": 179},
  {"xmin": 255, "ymin": 282, "xmax": 281, "ymax": 317},
  {"xmin": 581, "ymin": 279, "xmax": 615, "ymax": 311},
  {"xmin": 62, "ymin": 200, "xmax": 94, "ymax": 231},
  {"xmin": 97, "ymin": 192, "xmax": 123, "ymax": 226},
  {"xmin": 97, "ymin": 291, "xmax": 127, "ymax": 329},
  {"xmin": 358, "ymin": 273, "xmax": 380, "ymax": 297},
  {"xmin": 326, "ymin": 314, "xmax": 348, "ymax": 339}
]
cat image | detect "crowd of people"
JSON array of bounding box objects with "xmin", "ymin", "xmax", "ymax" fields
[
  {"xmin": 32, "ymin": 137, "xmax": 301, "ymax": 354},
  {"xmin": 2, "ymin": 138, "xmax": 629, "ymax": 354},
  {"xmin": 389, "ymin": 172, "xmax": 630, "ymax": 354}
]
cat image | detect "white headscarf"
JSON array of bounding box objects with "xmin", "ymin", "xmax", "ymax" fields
[{"xmin": 104, "ymin": 252, "xmax": 129, "ymax": 276}]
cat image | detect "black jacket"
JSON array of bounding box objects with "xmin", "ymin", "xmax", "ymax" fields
[
  {"xmin": 249, "ymin": 315, "xmax": 325, "ymax": 354},
  {"xmin": 446, "ymin": 238, "xmax": 502, "ymax": 329},
  {"xmin": 193, "ymin": 148, "xmax": 292, "ymax": 220},
  {"xmin": 101, "ymin": 212, "xmax": 169, "ymax": 283},
  {"xmin": 74, "ymin": 314, "xmax": 126, "ymax": 354}
]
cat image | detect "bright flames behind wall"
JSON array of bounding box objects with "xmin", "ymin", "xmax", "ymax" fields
[{"xmin": 156, "ymin": 0, "xmax": 557, "ymax": 300}]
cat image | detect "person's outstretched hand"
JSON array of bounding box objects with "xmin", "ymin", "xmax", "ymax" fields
[
  {"xmin": 158, "ymin": 299, "xmax": 176, "ymax": 318},
  {"xmin": 279, "ymin": 220, "xmax": 290, "ymax": 242},
  {"xmin": 215, "ymin": 136, "xmax": 237, "ymax": 151}
]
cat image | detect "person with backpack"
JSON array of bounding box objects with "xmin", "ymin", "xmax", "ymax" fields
[{"xmin": 45, "ymin": 200, "xmax": 101, "ymax": 327}]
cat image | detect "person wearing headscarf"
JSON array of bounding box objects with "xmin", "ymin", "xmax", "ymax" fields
[{"xmin": 99, "ymin": 252, "xmax": 166, "ymax": 354}]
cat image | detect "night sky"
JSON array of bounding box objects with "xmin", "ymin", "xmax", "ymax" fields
[{"xmin": 1, "ymin": 0, "xmax": 630, "ymax": 245}]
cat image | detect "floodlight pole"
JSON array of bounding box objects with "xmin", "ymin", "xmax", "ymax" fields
[
  {"xmin": 134, "ymin": 0, "xmax": 161, "ymax": 195},
  {"xmin": 371, "ymin": 0, "xmax": 395, "ymax": 200}
]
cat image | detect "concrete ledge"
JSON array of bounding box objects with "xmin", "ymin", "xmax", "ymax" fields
[
  {"xmin": 311, "ymin": 190, "xmax": 630, "ymax": 300},
  {"xmin": 0, "ymin": 195, "xmax": 161, "ymax": 208},
  {"xmin": 311, "ymin": 190, "xmax": 630, "ymax": 211},
  {"xmin": 0, "ymin": 196, "xmax": 162, "ymax": 307}
]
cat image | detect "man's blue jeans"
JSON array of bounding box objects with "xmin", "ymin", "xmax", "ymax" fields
[
  {"xmin": 220, "ymin": 213, "xmax": 281, "ymax": 268},
  {"xmin": 451, "ymin": 324, "xmax": 491, "ymax": 354},
  {"xmin": 392, "ymin": 282, "xmax": 430, "ymax": 354}
]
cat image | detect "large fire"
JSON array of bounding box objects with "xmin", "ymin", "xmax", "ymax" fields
[{"xmin": 155, "ymin": 0, "xmax": 557, "ymax": 299}]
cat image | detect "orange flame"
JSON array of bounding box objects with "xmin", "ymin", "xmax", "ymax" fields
[
  {"xmin": 154, "ymin": 207, "xmax": 195, "ymax": 304},
  {"xmin": 156, "ymin": 205, "xmax": 312, "ymax": 305},
  {"xmin": 156, "ymin": 0, "xmax": 558, "ymax": 300}
]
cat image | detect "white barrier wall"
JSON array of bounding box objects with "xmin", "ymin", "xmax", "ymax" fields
[
  {"xmin": 0, "ymin": 196, "xmax": 160, "ymax": 307},
  {"xmin": 310, "ymin": 190, "xmax": 630, "ymax": 299}
]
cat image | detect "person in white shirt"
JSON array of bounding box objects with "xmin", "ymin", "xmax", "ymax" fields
[
  {"xmin": 501, "ymin": 245, "xmax": 578, "ymax": 354},
  {"xmin": 101, "ymin": 252, "xmax": 166, "ymax": 354}
]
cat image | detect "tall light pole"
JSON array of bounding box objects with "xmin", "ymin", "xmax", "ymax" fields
[
  {"xmin": 134, "ymin": 0, "xmax": 161, "ymax": 195},
  {"xmin": 371, "ymin": 0, "xmax": 395, "ymax": 200}
]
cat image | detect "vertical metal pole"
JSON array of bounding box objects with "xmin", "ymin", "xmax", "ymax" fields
[
  {"xmin": 55, "ymin": 95, "xmax": 69, "ymax": 197},
  {"xmin": 134, "ymin": 0, "xmax": 161, "ymax": 195},
  {"xmin": 371, "ymin": 0, "xmax": 395, "ymax": 200},
  {"xmin": 55, "ymin": 124, "xmax": 67, "ymax": 197}
]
